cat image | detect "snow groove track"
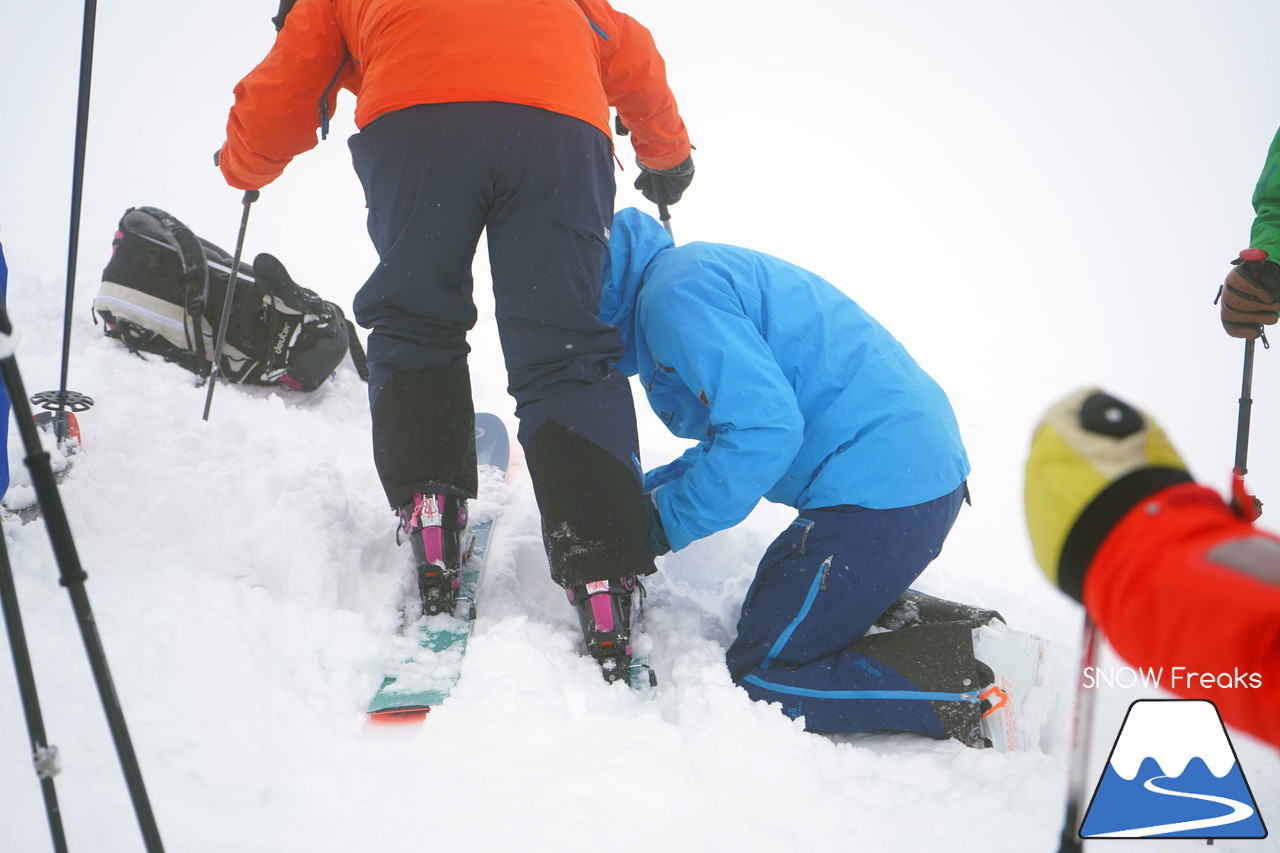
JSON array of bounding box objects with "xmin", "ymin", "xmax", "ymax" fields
[{"xmin": 1088, "ymin": 776, "xmax": 1256, "ymax": 838}]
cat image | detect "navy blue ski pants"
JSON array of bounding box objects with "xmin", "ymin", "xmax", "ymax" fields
[
  {"xmin": 348, "ymin": 102, "xmax": 639, "ymax": 467},
  {"xmin": 726, "ymin": 484, "xmax": 972, "ymax": 736}
]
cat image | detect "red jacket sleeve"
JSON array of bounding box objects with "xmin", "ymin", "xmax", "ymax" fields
[
  {"xmin": 573, "ymin": 0, "xmax": 691, "ymax": 170},
  {"xmin": 218, "ymin": 0, "xmax": 356, "ymax": 190},
  {"xmin": 1085, "ymin": 482, "xmax": 1280, "ymax": 748}
]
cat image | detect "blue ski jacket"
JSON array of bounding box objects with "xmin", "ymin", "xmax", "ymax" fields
[{"xmin": 600, "ymin": 208, "xmax": 970, "ymax": 552}]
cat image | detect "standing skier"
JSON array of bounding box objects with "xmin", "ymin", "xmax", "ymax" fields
[
  {"xmin": 1219, "ymin": 127, "xmax": 1280, "ymax": 338},
  {"xmin": 217, "ymin": 0, "xmax": 693, "ymax": 680},
  {"xmin": 1025, "ymin": 389, "xmax": 1280, "ymax": 748},
  {"xmin": 600, "ymin": 208, "xmax": 1043, "ymax": 748}
]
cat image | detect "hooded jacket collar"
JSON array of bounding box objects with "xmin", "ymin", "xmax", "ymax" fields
[{"xmin": 599, "ymin": 207, "xmax": 675, "ymax": 376}]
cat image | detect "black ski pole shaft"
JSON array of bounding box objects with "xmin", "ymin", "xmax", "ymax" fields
[
  {"xmin": 1058, "ymin": 617, "xmax": 1100, "ymax": 852},
  {"xmin": 202, "ymin": 189, "xmax": 259, "ymax": 421},
  {"xmin": 0, "ymin": 538, "xmax": 68, "ymax": 853},
  {"xmin": 0, "ymin": 303, "xmax": 166, "ymax": 852},
  {"xmin": 1234, "ymin": 337, "xmax": 1256, "ymax": 476},
  {"xmin": 59, "ymin": 0, "xmax": 97, "ymax": 399},
  {"xmin": 1225, "ymin": 248, "xmax": 1268, "ymax": 519},
  {"xmin": 656, "ymin": 201, "xmax": 674, "ymax": 238},
  {"xmin": 1229, "ymin": 337, "xmax": 1264, "ymax": 520},
  {"xmin": 32, "ymin": 0, "xmax": 98, "ymax": 446}
]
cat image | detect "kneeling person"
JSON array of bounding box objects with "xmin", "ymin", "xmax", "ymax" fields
[{"xmin": 600, "ymin": 208, "xmax": 1041, "ymax": 748}]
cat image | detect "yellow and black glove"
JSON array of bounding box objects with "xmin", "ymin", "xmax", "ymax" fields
[{"xmin": 1024, "ymin": 389, "xmax": 1192, "ymax": 603}]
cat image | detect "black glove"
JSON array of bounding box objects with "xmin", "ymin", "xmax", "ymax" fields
[
  {"xmin": 272, "ymin": 0, "xmax": 298, "ymax": 31},
  {"xmin": 634, "ymin": 155, "xmax": 694, "ymax": 206},
  {"xmin": 642, "ymin": 492, "xmax": 672, "ymax": 557}
]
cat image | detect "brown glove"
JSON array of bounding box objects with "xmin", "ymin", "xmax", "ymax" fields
[{"xmin": 1220, "ymin": 251, "xmax": 1280, "ymax": 339}]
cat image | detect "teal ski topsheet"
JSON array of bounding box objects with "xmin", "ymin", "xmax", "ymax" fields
[{"xmin": 367, "ymin": 412, "xmax": 510, "ymax": 717}]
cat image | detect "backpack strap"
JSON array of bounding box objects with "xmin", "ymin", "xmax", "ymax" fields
[
  {"xmin": 253, "ymin": 252, "xmax": 369, "ymax": 384},
  {"xmin": 318, "ymin": 51, "xmax": 351, "ymax": 141},
  {"xmin": 342, "ymin": 316, "xmax": 370, "ymax": 382},
  {"xmin": 131, "ymin": 206, "xmax": 213, "ymax": 373}
]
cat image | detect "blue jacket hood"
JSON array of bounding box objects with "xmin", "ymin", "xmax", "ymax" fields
[{"xmin": 599, "ymin": 208, "xmax": 674, "ymax": 376}]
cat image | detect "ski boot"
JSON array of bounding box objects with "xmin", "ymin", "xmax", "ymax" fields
[
  {"xmin": 566, "ymin": 576, "xmax": 644, "ymax": 685},
  {"xmin": 972, "ymin": 619, "xmax": 1047, "ymax": 752},
  {"xmin": 398, "ymin": 492, "xmax": 471, "ymax": 618}
]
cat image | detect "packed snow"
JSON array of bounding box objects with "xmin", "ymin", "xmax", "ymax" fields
[{"xmin": 2, "ymin": 1, "xmax": 1278, "ymax": 850}]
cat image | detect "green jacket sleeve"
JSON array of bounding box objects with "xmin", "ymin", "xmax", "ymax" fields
[{"xmin": 1249, "ymin": 126, "xmax": 1280, "ymax": 257}]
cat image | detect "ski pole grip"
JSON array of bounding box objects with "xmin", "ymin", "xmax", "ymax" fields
[
  {"xmin": 242, "ymin": 189, "xmax": 260, "ymax": 205},
  {"xmin": 1239, "ymin": 248, "xmax": 1280, "ymax": 304}
]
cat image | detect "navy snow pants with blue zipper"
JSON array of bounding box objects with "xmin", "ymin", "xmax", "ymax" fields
[
  {"xmin": 726, "ymin": 483, "xmax": 985, "ymax": 741},
  {"xmin": 348, "ymin": 102, "xmax": 653, "ymax": 587}
]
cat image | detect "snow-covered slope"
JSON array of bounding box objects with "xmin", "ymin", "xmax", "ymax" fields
[{"xmin": 2, "ymin": 2, "xmax": 1277, "ymax": 850}]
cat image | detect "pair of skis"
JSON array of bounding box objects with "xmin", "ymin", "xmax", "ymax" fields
[{"xmin": 365, "ymin": 413, "xmax": 654, "ymax": 721}]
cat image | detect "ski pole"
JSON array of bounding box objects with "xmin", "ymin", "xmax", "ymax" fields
[
  {"xmin": 1230, "ymin": 338, "xmax": 1262, "ymax": 520},
  {"xmin": 0, "ymin": 536, "xmax": 68, "ymax": 853},
  {"xmin": 31, "ymin": 0, "xmax": 98, "ymax": 444},
  {"xmin": 202, "ymin": 189, "xmax": 260, "ymax": 421},
  {"xmin": 0, "ymin": 300, "xmax": 166, "ymax": 853},
  {"xmin": 1057, "ymin": 617, "xmax": 1101, "ymax": 852},
  {"xmin": 609, "ymin": 111, "xmax": 675, "ymax": 238},
  {"xmin": 1230, "ymin": 248, "xmax": 1267, "ymax": 521},
  {"xmin": 657, "ymin": 201, "xmax": 674, "ymax": 238}
]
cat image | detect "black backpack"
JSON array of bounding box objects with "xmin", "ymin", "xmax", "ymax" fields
[{"xmin": 94, "ymin": 206, "xmax": 367, "ymax": 392}]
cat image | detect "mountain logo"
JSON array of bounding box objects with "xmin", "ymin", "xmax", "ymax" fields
[{"xmin": 1080, "ymin": 699, "xmax": 1267, "ymax": 840}]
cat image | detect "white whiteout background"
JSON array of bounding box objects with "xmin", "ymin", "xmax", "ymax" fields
[{"xmin": 1, "ymin": 1, "xmax": 1278, "ymax": 850}]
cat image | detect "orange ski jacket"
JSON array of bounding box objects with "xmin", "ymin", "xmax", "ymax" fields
[
  {"xmin": 218, "ymin": 0, "xmax": 691, "ymax": 191},
  {"xmin": 1085, "ymin": 482, "xmax": 1280, "ymax": 748}
]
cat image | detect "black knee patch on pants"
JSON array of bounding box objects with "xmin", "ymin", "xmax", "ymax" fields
[
  {"xmin": 526, "ymin": 420, "xmax": 655, "ymax": 587},
  {"xmin": 851, "ymin": 622, "xmax": 985, "ymax": 746},
  {"xmin": 371, "ymin": 363, "xmax": 477, "ymax": 508},
  {"xmin": 874, "ymin": 589, "xmax": 1004, "ymax": 632}
]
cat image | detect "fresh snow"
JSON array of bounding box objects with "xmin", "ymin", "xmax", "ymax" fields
[{"xmin": 2, "ymin": 1, "xmax": 1278, "ymax": 851}]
